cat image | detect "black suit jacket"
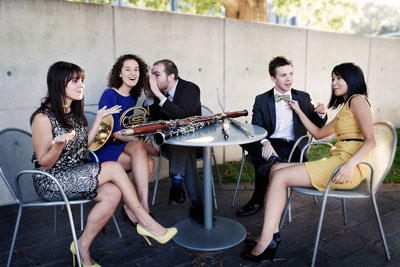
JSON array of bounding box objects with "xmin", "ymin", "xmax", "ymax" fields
[
  {"xmin": 149, "ymin": 78, "xmax": 201, "ymax": 120},
  {"xmin": 252, "ymin": 88, "xmax": 327, "ymax": 151}
]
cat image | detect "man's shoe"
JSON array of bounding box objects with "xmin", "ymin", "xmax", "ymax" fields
[
  {"xmin": 258, "ymin": 155, "xmax": 286, "ymax": 175},
  {"xmin": 236, "ymin": 202, "xmax": 263, "ymax": 217},
  {"xmin": 189, "ymin": 204, "xmax": 204, "ymax": 225},
  {"xmin": 168, "ymin": 187, "xmax": 186, "ymax": 206}
]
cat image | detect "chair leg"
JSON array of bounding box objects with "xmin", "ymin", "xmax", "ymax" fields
[
  {"xmin": 287, "ymin": 187, "xmax": 292, "ymax": 223},
  {"xmin": 65, "ymin": 203, "xmax": 82, "ymax": 267},
  {"xmin": 7, "ymin": 205, "xmax": 23, "ymax": 267},
  {"xmin": 211, "ymin": 148, "xmax": 223, "ymax": 190},
  {"xmin": 80, "ymin": 203, "xmax": 84, "ymax": 232},
  {"xmin": 313, "ymin": 196, "xmax": 318, "ymax": 204},
  {"xmin": 211, "ymin": 173, "xmax": 218, "ymax": 209},
  {"xmin": 342, "ymin": 198, "xmax": 347, "ymax": 225},
  {"xmin": 151, "ymin": 156, "xmax": 163, "ymax": 206},
  {"xmin": 232, "ymin": 149, "xmax": 245, "ymax": 206},
  {"xmin": 279, "ymin": 190, "xmax": 295, "ymax": 229},
  {"xmin": 371, "ymin": 194, "xmax": 391, "ymax": 260},
  {"xmin": 54, "ymin": 206, "xmax": 58, "ymax": 233},
  {"xmin": 111, "ymin": 214, "xmax": 123, "ymax": 238},
  {"xmin": 311, "ymin": 195, "xmax": 329, "ymax": 267}
]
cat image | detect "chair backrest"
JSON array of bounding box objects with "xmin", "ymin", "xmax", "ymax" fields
[
  {"xmin": 368, "ymin": 121, "xmax": 397, "ymax": 192},
  {"xmin": 201, "ymin": 105, "xmax": 214, "ymax": 116},
  {"xmin": 84, "ymin": 110, "xmax": 97, "ymax": 128},
  {"xmin": 0, "ymin": 128, "xmax": 38, "ymax": 202}
]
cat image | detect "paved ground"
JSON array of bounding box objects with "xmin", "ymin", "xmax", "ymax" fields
[{"xmin": 1, "ymin": 181, "xmax": 399, "ymax": 267}]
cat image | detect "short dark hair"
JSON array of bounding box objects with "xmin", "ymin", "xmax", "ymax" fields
[
  {"xmin": 108, "ymin": 54, "xmax": 148, "ymax": 99},
  {"xmin": 268, "ymin": 56, "xmax": 293, "ymax": 77},
  {"xmin": 153, "ymin": 59, "xmax": 178, "ymax": 80},
  {"xmin": 32, "ymin": 61, "xmax": 87, "ymax": 129},
  {"xmin": 328, "ymin": 63, "xmax": 368, "ymax": 109}
]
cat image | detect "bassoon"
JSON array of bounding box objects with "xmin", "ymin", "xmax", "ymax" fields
[{"xmin": 120, "ymin": 110, "xmax": 248, "ymax": 137}]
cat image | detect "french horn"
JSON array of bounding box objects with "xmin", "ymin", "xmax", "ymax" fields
[{"xmin": 89, "ymin": 106, "xmax": 150, "ymax": 151}]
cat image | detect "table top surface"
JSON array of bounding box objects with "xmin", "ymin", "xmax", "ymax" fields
[{"xmin": 163, "ymin": 121, "xmax": 267, "ymax": 147}]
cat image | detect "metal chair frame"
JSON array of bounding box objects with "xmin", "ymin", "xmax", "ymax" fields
[
  {"xmin": 0, "ymin": 127, "xmax": 121, "ymax": 267},
  {"xmin": 232, "ymin": 134, "xmax": 314, "ymax": 207},
  {"xmin": 151, "ymin": 105, "xmax": 223, "ymax": 208},
  {"xmin": 279, "ymin": 121, "xmax": 396, "ymax": 266}
]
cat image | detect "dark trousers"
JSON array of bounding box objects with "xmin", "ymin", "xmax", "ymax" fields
[{"xmin": 241, "ymin": 138, "xmax": 303, "ymax": 204}]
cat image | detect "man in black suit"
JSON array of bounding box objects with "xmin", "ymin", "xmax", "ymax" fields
[
  {"xmin": 237, "ymin": 56, "xmax": 328, "ymax": 217},
  {"xmin": 145, "ymin": 59, "xmax": 204, "ymax": 224}
]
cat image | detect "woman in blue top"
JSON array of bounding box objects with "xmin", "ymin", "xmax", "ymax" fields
[{"xmin": 95, "ymin": 54, "xmax": 158, "ymax": 224}]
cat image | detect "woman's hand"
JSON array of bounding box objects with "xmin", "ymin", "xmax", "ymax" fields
[
  {"xmin": 97, "ymin": 105, "xmax": 122, "ymax": 119},
  {"xmin": 314, "ymin": 102, "xmax": 326, "ymax": 115},
  {"xmin": 288, "ymin": 100, "xmax": 301, "ymax": 114},
  {"xmin": 332, "ymin": 162, "xmax": 356, "ymax": 184},
  {"xmin": 145, "ymin": 138, "xmax": 159, "ymax": 156},
  {"xmin": 51, "ymin": 130, "xmax": 76, "ymax": 145}
]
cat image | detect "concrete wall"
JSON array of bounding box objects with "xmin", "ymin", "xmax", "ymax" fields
[{"xmin": 1, "ymin": 0, "xmax": 399, "ymax": 205}]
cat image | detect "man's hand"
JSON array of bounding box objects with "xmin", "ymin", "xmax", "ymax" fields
[
  {"xmin": 144, "ymin": 76, "xmax": 155, "ymax": 99},
  {"xmin": 149, "ymin": 74, "xmax": 164, "ymax": 100},
  {"xmin": 314, "ymin": 102, "xmax": 326, "ymax": 115},
  {"xmin": 261, "ymin": 141, "xmax": 278, "ymax": 161}
]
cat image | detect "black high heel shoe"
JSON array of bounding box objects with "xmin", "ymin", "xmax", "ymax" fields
[
  {"xmin": 245, "ymin": 232, "xmax": 281, "ymax": 248},
  {"xmin": 241, "ymin": 238, "xmax": 279, "ymax": 262},
  {"xmin": 121, "ymin": 207, "xmax": 138, "ymax": 227}
]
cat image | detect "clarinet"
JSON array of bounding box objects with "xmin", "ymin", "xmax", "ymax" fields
[{"xmin": 153, "ymin": 120, "xmax": 216, "ymax": 145}]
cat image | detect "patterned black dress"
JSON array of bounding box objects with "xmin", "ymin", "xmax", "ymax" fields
[{"xmin": 31, "ymin": 107, "xmax": 100, "ymax": 201}]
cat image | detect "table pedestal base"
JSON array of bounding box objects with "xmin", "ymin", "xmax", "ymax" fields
[{"xmin": 172, "ymin": 216, "xmax": 246, "ymax": 251}]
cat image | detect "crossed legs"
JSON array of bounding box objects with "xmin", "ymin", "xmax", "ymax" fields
[
  {"xmin": 78, "ymin": 161, "xmax": 167, "ymax": 266},
  {"xmin": 251, "ymin": 162, "xmax": 313, "ymax": 256}
]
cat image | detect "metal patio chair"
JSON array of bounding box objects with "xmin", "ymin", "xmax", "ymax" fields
[
  {"xmin": 0, "ymin": 127, "xmax": 121, "ymax": 267},
  {"xmin": 280, "ymin": 121, "xmax": 396, "ymax": 266}
]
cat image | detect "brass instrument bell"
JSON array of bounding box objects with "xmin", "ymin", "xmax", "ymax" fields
[{"xmin": 89, "ymin": 114, "xmax": 114, "ymax": 151}]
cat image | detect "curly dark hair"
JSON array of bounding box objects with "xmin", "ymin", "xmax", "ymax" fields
[{"xmin": 107, "ymin": 54, "xmax": 149, "ymax": 99}]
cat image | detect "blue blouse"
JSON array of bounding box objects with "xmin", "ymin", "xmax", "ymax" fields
[{"xmin": 94, "ymin": 88, "xmax": 137, "ymax": 162}]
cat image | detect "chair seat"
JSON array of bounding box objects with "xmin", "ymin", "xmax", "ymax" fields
[
  {"xmin": 22, "ymin": 198, "xmax": 93, "ymax": 207},
  {"xmin": 292, "ymin": 180, "xmax": 371, "ymax": 199}
]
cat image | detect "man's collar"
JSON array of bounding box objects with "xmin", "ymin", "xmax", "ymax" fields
[
  {"xmin": 165, "ymin": 79, "xmax": 179, "ymax": 98},
  {"xmin": 273, "ymin": 87, "xmax": 291, "ymax": 96}
]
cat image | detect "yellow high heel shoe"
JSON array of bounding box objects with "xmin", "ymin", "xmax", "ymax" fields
[
  {"xmin": 136, "ymin": 224, "xmax": 178, "ymax": 246},
  {"xmin": 70, "ymin": 241, "xmax": 101, "ymax": 267}
]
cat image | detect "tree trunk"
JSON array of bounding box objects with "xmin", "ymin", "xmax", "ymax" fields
[{"xmin": 223, "ymin": 0, "xmax": 267, "ymax": 23}]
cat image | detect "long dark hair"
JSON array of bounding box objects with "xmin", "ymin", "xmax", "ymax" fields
[
  {"xmin": 107, "ymin": 54, "xmax": 148, "ymax": 99},
  {"xmin": 328, "ymin": 63, "xmax": 368, "ymax": 109},
  {"xmin": 32, "ymin": 61, "xmax": 87, "ymax": 129}
]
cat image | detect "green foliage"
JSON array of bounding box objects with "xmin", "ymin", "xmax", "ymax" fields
[
  {"xmin": 385, "ymin": 128, "xmax": 400, "ymax": 183},
  {"xmin": 178, "ymin": 0, "xmax": 224, "ymax": 17},
  {"xmin": 350, "ymin": 1, "xmax": 400, "ymax": 36},
  {"xmin": 271, "ymin": 0, "xmax": 358, "ymax": 32}
]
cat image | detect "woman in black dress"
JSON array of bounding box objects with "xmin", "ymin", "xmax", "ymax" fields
[{"xmin": 31, "ymin": 61, "xmax": 177, "ymax": 267}]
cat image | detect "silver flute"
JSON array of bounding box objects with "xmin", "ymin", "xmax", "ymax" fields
[{"xmin": 228, "ymin": 118, "xmax": 255, "ymax": 137}]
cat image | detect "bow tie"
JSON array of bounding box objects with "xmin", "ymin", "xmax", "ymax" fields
[{"xmin": 275, "ymin": 94, "xmax": 290, "ymax": 102}]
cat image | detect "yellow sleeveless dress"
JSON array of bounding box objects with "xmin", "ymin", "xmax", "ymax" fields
[{"xmin": 305, "ymin": 94, "xmax": 372, "ymax": 191}]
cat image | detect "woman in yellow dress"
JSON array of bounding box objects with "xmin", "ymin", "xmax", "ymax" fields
[{"xmin": 241, "ymin": 62, "xmax": 375, "ymax": 262}]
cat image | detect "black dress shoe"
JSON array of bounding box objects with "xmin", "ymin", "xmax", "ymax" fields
[
  {"xmin": 168, "ymin": 187, "xmax": 186, "ymax": 206},
  {"xmin": 189, "ymin": 204, "xmax": 204, "ymax": 225},
  {"xmin": 236, "ymin": 202, "xmax": 263, "ymax": 217},
  {"xmin": 241, "ymin": 239, "xmax": 279, "ymax": 262},
  {"xmin": 121, "ymin": 206, "xmax": 137, "ymax": 227},
  {"xmin": 258, "ymin": 155, "xmax": 286, "ymax": 175},
  {"xmin": 245, "ymin": 232, "xmax": 281, "ymax": 248}
]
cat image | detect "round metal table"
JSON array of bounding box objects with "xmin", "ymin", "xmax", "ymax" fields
[{"xmin": 164, "ymin": 121, "xmax": 267, "ymax": 251}]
